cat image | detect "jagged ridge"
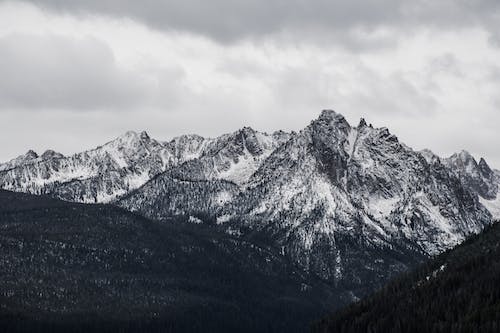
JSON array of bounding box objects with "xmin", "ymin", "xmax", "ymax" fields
[{"xmin": 1, "ymin": 110, "xmax": 499, "ymax": 302}]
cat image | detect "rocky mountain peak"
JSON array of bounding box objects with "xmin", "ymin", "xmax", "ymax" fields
[
  {"xmin": 272, "ymin": 129, "xmax": 288, "ymax": 136},
  {"xmin": 172, "ymin": 134, "xmax": 205, "ymax": 145},
  {"xmin": 233, "ymin": 126, "xmax": 264, "ymax": 156},
  {"xmin": 107, "ymin": 130, "xmax": 156, "ymax": 151},
  {"xmin": 358, "ymin": 118, "xmax": 367, "ymax": 128},
  {"xmin": 0, "ymin": 150, "xmax": 40, "ymax": 171},
  {"xmin": 444, "ymin": 150, "xmax": 499, "ymax": 200},
  {"xmin": 478, "ymin": 158, "xmax": 493, "ymax": 177},
  {"xmin": 420, "ymin": 149, "xmax": 439, "ymax": 164},
  {"xmin": 1, "ymin": 109, "xmax": 500, "ymax": 299},
  {"xmin": 139, "ymin": 131, "xmax": 150, "ymax": 141},
  {"xmin": 455, "ymin": 150, "xmax": 475, "ymax": 163},
  {"xmin": 121, "ymin": 130, "xmax": 151, "ymax": 141},
  {"xmin": 316, "ymin": 109, "xmax": 349, "ymax": 126},
  {"xmin": 446, "ymin": 150, "xmax": 480, "ymax": 176},
  {"xmin": 309, "ymin": 110, "xmax": 351, "ymax": 135},
  {"xmin": 25, "ymin": 150, "xmax": 39, "ymax": 159},
  {"xmin": 239, "ymin": 126, "xmax": 256, "ymax": 135},
  {"xmin": 41, "ymin": 150, "xmax": 64, "ymax": 160}
]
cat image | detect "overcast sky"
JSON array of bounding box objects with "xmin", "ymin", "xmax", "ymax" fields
[{"xmin": 0, "ymin": 0, "xmax": 499, "ymax": 167}]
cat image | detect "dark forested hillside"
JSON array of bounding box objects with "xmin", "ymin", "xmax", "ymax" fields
[
  {"xmin": 314, "ymin": 220, "xmax": 500, "ymax": 333},
  {"xmin": 0, "ymin": 190, "xmax": 339, "ymax": 333}
]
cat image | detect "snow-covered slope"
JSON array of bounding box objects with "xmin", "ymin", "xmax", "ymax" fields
[
  {"xmin": 0, "ymin": 129, "xmax": 287, "ymax": 203},
  {"xmin": 1, "ymin": 110, "xmax": 499, "ymax": 300},
  {"xmin": 475, "ymin": 167, "xmax": 500, "ymax": 220},
  {"xmin": 443, "ymin": 151, "xmax": 499, "ymax": 200},
  {"xmin": 171, "ymin": 127, "xmax": 290, "ymax": 186},
  {"xmin": 0, "ymin": 131, "xmax": 177, "ymax": 202},
  {"xmin": 117, "ymin": 110, "xmax": 500, "ymax": 298},
  {"xmin": 204, "ymin": 111, "xmax": 492, "ymax": 290},
  {"xmin": 118, "ymin": 127, "xmax": 289, "ymax": 220},
  {"xmin": 0, "ymin": 150, "xmax": 63, "ymax": 172}
]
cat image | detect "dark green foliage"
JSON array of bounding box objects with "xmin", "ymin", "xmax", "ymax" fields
[
  {"xmin": 0, "ymin": 190, "xmax": 337, "ymax": 333},
  {"xmin": 314, "ymin": 221, "xmax": 500, "ymax": 333}
]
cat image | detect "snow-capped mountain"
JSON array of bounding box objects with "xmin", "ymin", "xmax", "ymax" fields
[
  {"xmin": 118, "ymin": 111, "xmax": 499, "ymax": 297},
  {"xmin": 0, "ymin": 131, "xmax": 173, "ymax": 202},
  {"xmin": 117, "ymin": 126, "xmax": 290, "ymax": 221},
  {"xmin": 1, "ymin": 110, "xmax": 499, "ymax": 300},
  {"xmin": 443, "ymin": 150, "xmax": 500, "ymax": 219},
  {"xmin": 206, "ymin": 111, "xmax": 496, "ymax": 291},
  {"xmin": 0, "ymin": 128, "xmax": 286, "ymax": 203},
  {"xmin": 0, "ymin": 149, "xmax": 63, "ymax": 172},
  {"xmin": 444, "ymin": 150, "xmax": 498, "ymax": 200}
]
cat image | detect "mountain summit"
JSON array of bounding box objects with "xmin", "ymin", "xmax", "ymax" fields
[{"xmin": 1, "ymin": 110, "xmax": 499, "ymax": 301}]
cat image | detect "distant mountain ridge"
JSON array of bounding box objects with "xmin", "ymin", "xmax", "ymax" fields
[
  {"xmin": 1, "ymin": 110, "xmax": 499, "ymax": 302},
  {"xmin": 0, "ymin": 127, "xmax": 288, "ymax": 202}
]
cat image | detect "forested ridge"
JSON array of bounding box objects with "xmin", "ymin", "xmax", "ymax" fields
[
  {"xmin": 0, "ymin": 190, "xmax": 336, "ymax": 333},
  {"xmin": 314, "ymin": 220, "xmax": 500, "ymax": 333}
]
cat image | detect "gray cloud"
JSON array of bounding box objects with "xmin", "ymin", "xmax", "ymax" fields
[
  {"xmin": 12, "ymin": 0, "xmax": 500, "ymax": 47},
  {"xmin": 0, "ymin": 33, "xmax": 186, "ymax": 110}
]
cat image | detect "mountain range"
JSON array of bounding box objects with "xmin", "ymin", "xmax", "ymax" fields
[{"xmin": 1, "ymin": 110, "xmax": 499, "ymax": 322}]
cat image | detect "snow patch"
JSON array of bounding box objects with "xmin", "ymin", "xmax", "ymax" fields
[
  {"xmin": 416, "ymin": 193, "xmax": 462, "ymax": 253},
  {"xmin": 188, "ymin": 216, "xmax": 203, "ymax": 224},
  {"xmin": 216, "ymin": 214, "xmax": 232, "ymax": 224},
  {"xmin": 96, "ymin": 189, "xmax": 127, "ymax": 203},
  {"xmin": 311, "ymin": 176, "xmax": 339, "ymax": 217},
  {"xmin": 126, "ymin": 171, "xmax": 151, "ymax": 190},
  {"xmin": 480, "ymin": 194, "xmax": 500, "ymax": 220},
  {"xmin": 215, "ymin": 191, "xmax": 233, "ymax": 205},
  {"xmin": 345, "ymin": 128, "xmax": 358, "ymax": 158},
  {"xmin": 218, "ymin": 154, "xmax": 259, "ymax": 186},
  {"xmin": 367, "ymin": 196, "xmax": 400, "ymax": 220}
]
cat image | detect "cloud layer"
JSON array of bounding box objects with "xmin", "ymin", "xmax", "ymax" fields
[
  {"xmin": 0, "ymin": 1, "xmax": 499, "ymax": 168},
  {"xmin": 0, "ymin": 34, "xmax": 156, "ymax": 110},
  {"xmin": 14, "ymin": 0, "xmax": 500, "ymax": 45}
]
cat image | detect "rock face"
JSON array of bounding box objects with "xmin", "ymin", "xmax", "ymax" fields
[
  {"xmin": 0, "ymin": 131, "xmax": 174, "ymax": 202},
  {"xmin": 209, "ymin": 110, "xmax": 495, "ymax": 295},
  {"xmin": 0, "ymin": 149, "xmax": 41, "ymax": 171},
  {"xmin": 0, "ymin": 129, "xmax": 286, "ymax": 203},
  {"xmin": 444, "ymin": 150, "xmax": 498, "ymax": 200},
  {"xmin": 1, "ymin": 110, "xmax": 499, "ymax": 300}
]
